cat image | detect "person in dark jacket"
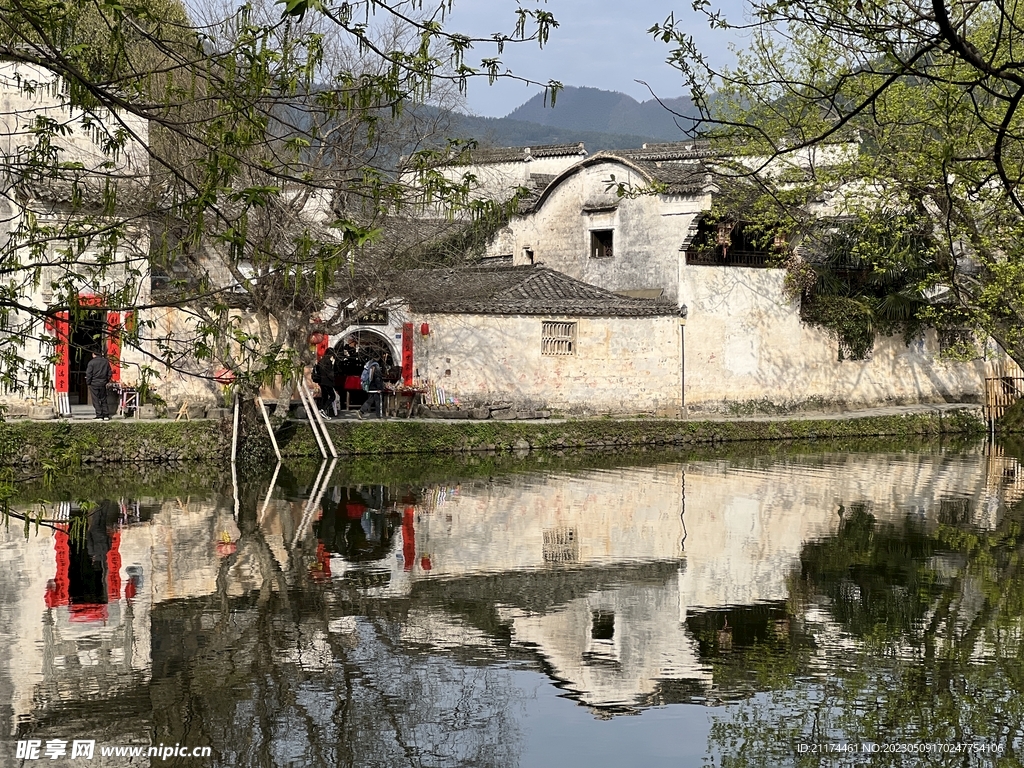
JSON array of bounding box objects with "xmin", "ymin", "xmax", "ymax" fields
[
  {"xmin": 315, "ymin": 348, "xmax": 338, "ymax": 419},
  {"xmin": 85, "ymin": 351, "xmax": 113, "ymax": 420}
]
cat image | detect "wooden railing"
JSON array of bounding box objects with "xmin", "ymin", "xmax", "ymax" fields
[
  {"xmin": 685, "ymin": 249, "xmax": 775, "ymax": 268},
  {"xmin": 987, "ymin": 444, "xmax": 1024, "ymax": 510},
  {"xmin": 984, "ymin": 361, "xmax": 1024, "ymax": 426}
]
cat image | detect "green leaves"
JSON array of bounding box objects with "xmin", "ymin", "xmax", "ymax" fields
[{"xmin": 276, "ymin": 0, "xmax": 323, "ymax": 20}]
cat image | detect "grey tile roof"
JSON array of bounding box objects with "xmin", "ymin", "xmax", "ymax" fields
[
  {"xmin": 449, "ymin": 142, "xmax": 587, "ymax": 165},
  {"xmin": 632, "ymin": 161, "xmax": 710, "ymax": 195},
  {"xmin": 613, "ymin": 141, "xmax": 714, "ymax": 161},
  {"xmin": 399, "ymin": 265, "xmax": 685, "ymax": 317}
]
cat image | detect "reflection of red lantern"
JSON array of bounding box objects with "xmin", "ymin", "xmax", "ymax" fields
[
  {"xmin": 308, "ymin": 332, "xmax": 326, "ymax": 346},
  {"xmin": 216, "ymin": 531, "xmax": 236, "ymax": 557},
  {"xmin": 214, "ymin": 367, "xmax": 235, "ymax": 385},
  {"xmin": 216, "ymin": 540, "xmax": 237, "ymax": 557}
]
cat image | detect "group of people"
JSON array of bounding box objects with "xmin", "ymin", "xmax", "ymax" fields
[{"xmin": 314, "ymin": 342, "xmax": 386, "ymax": 420}]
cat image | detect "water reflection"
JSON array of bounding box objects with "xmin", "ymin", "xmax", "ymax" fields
[{"xmin": 1, "ymin": 442, "xmax": 1023, "ymax": 766}]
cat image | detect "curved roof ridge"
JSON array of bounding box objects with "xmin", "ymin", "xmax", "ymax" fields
[{"xmin": 529, "ymin": 153, "xmax": 660, "ymax": 211}]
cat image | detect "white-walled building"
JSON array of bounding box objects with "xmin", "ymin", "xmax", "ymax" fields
[
  {"xmin": 451, "ymin": 142, "xmax": 990, "ymax": 414},
  {"xmin": 1, "ymin": 61, "xmax": 155, "ymax": 411}
]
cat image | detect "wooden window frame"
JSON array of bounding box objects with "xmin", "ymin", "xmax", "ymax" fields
[{"xmin": 590, "ymin": 229, "xmax": 614, "ymax": 259}]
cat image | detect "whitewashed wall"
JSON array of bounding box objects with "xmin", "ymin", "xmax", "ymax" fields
[
  {"xmin": 496, "ymin": 155, "xmax": 986, "ymax": 413},
  {"xmin": 680, "ymin": 266, "xmax": 986, "ymax": 414},
  {"xmin": 414, "ymin": 312, "xmax": 684, "ymax": 415},
  {"xmin": 507, "ymin": 162, "xmax": 707, "ymax": 305}
]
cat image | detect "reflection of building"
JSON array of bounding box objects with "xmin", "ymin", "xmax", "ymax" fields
[
  {"xmin": 321, "ymin": 449, "xmax": 1006, "ymax": 711},
  {"xmin": 0, "ymin": 495, "xmax": 239, "ymax": 737},
  {"xmin": 1, "ymin": 447, "xmax": 1017, "ymax": 746}
]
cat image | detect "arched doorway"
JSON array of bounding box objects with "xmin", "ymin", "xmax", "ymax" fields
[{"xmin": 332, "ymin": 330, "xmax": 399, "ymax": 410}]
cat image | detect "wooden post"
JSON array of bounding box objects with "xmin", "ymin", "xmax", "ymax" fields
[
  {"xmin": 255, "ymin": 396, "xmax": 282, "ymax": 462},
  {"xmin": 230, "ymin": 397, "xmax": 240, "ymax": 464},
  {"xmin": 302, "ymin": 382, "xmax": 338, "ymax": 458},
  {"xmin": 298, "ymin": 384, "xmax": 327, "ymax": 459}
]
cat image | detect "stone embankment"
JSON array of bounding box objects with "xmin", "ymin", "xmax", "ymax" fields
[{"xmin": 0, "ymin": 403, "xmax": 990, "ymax": 467}]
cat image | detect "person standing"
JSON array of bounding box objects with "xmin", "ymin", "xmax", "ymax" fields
[
  {"xmin": 85, "ymin": 350, "xmax": 113, "ymax": 420},
  {"xmin": 358, "ymin": 357, "xmax": 384, "ymax": 420},
  {"xmin": 315, "ymin": 348, "xmax": 338, "ymax": 419}
]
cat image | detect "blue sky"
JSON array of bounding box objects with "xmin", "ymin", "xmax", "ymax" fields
[{"xmin": 442, "ymin": 0, "xmax": 749, "ymax": 117}]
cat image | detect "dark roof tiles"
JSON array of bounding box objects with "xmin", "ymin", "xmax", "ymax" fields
[
  {"xmin": 399, "ymin": 265, "xmax": 685, "ymax": 318},
  {"xmin": 451, "ymin": 142, "xmax": 587, "ymax": 165}
]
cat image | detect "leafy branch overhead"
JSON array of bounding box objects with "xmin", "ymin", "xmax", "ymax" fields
[
  {"xmin": 653, "ymin": 0, "xmax": 1024, "ymax": 368},
  {"xmin": 0, "ymin": 0, "xmax": 562, "ymax": 394}
]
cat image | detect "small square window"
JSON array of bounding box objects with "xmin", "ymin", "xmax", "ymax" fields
[
  {"xmin": 591, "ymin": 610, "xmax": 615, "ymax": 640},
  {"xmin": 590, "ymin": 229, "xmax": 613, "ymax": 259},
  {"xmin": 542, "ymin": 321, "xmax": 576, "ymax": 356}
]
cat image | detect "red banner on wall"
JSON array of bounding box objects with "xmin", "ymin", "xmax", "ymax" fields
[
  {"xmin": 401, "ymin": 322, "xmax": 413, "ymax": 386},
  {"xmin": 54, "ymin": 311, "xmax": 70, "ymax": 394},
  {"xmin": 106, "ymin": 312, "xmax": 121, "ymax": 382}
]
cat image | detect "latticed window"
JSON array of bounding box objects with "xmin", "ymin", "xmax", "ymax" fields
[
  {"xmin": 541, "ymin": 321, "xmax": 576, "ymax": 356},
  {"xmin": 543, "ymin": 527, "xmax": 579, "ymax": 562}
]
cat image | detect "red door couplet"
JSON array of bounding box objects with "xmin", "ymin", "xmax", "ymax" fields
[
  {"xmin": 401, "ymin": 322, "xmax": 413, "ymax": 386},
  {"xmin": 54, "ymin": 311, "xmax": 70, "ymax": 395},
  {"xmin": 106, "ymin": 312, "xmax": 121, "ymax": 383}
]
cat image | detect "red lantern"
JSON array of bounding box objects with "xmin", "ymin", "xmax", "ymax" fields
[
  {"xmin": 420, "ymin": 323, "xmax": 430, "ymax": 336},
  {"xmin": 214, "ymin": 367, "xmax": 235, "ymax": 385}
]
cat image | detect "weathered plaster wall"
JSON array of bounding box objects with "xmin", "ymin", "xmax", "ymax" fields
[
  {"xmin": 680, "ymin": 266, "xmax": 986, "ymax": 413},
  {"xmin": 493, "ymin": 154, "xmax": 986, "ymax": 413},
  {"xmin": 414, "ymin": 312, "xmax": 683, "ymax": 415},
  {"xmin": 456, "ymin": 155, "xmax": 583, "ymax": 201},
  {"xmin": 507, "ymin": 162, "xmax": 705, "ymax": 305},
  {"xmin": 0, "ymin": 62, "xmax": 149, "ymax": 176},
  {"xmin": 403, "ymin": 152, "xmax": 586, "ymax": 211}
]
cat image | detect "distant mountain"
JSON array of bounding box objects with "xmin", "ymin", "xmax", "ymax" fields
[
  {"xmin": 504, "ymin": 86, "xmax": 698, "ymax": 143},
  {"xmin": 439, "ymin": 86, "xmax": 699, "ymax": 153},
  {"xmin": 448, "ymin": 113, "xmax": 658, "ymax": 152}
]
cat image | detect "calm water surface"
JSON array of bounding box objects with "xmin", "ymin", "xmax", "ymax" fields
[{"xmin": 2, "ymin": 441, "xmax": 1023, "ymax": 767}]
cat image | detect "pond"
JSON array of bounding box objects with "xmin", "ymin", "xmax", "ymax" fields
[{"xmin": 2, "ymin": 438, "xmax": 1023, "ymax": 767}]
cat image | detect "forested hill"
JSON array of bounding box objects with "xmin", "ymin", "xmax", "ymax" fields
[
  {"xmin": 504, "ymin": 86, "xmax": 696, "ymax": 142},
  {"xmin": 449, "ymin": 86, "xmax": 698, "ymax": 152},
  {"xmin": 448, "ymin": 113, "xmax": 657, "ymax": 152}
]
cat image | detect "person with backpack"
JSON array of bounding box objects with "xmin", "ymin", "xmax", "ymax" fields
[
  {"xmin": 313, "ymin": 348, "xmax": 338, "ymax": 419},
  {"xmin": 358, "ymin": 357, "xmax": 384, "ymax": 420}
]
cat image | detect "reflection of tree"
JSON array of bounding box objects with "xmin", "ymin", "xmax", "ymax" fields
[
  {"xmin": 798, "ymin": 504, "xmax": 942, "ymax": 640},
  {"xmin": 703, "ymin": 500, "xmax": 1024, "ymax": 766},
  {"xmin": 146, "ymin": 483, "xmax": 520, "ymax": 768}
]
